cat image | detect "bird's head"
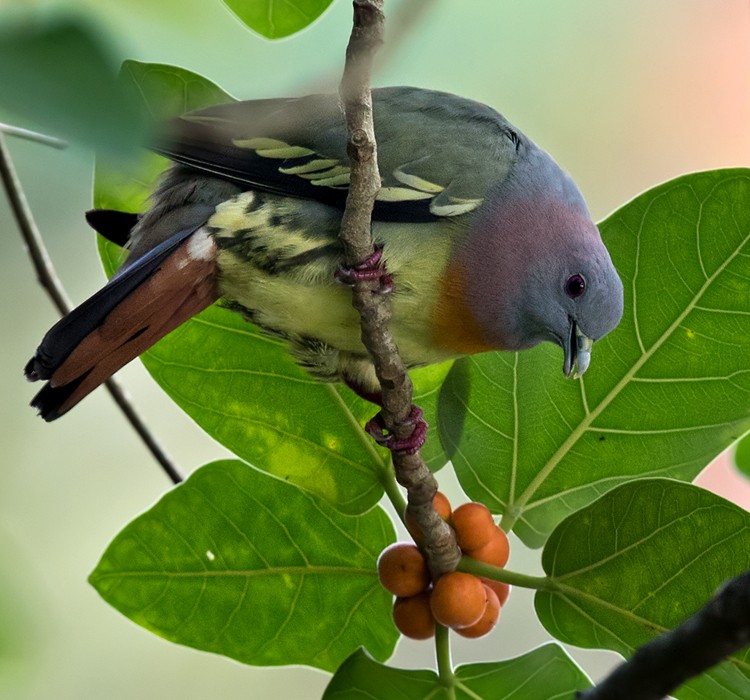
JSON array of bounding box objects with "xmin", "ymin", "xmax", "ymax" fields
[
  {"xmin": 456, "ymin": 143, "xmax": 624, "ymax": 378},
  {"xmin": 515, "ymin": 224, "xmax": 625, "ymax": 378}
]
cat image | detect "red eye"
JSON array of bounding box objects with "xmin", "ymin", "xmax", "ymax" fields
[{"xmin": 565, "ymin": 274, "xmax": 586, "ymax": 299}]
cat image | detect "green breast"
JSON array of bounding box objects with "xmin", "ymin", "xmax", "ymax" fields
[{"xmin": 208, "ymin": 191, "xmax": 461, "ymax": 369}]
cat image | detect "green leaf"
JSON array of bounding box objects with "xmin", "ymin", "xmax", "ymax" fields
[
  {"xmin": 453, "ymin": 645, "xmax": 592, "ymax": 699},
  {"xmin": 222, "ymin": 0, "xmax": 335, "ymax": 39},
  {"xmin": 323, "ymin": 649, "xmax": 440, "ymax": 699},
  {"xmin": 439, "ymin": 169, "xmax": 750, "ymax": 546},
  {"xmin": 89, "ymin": 460, "xmax": 397, "ymax": 671},
  {"xmin": 94, "ymin": 60, "xmax": 234, "ymax": 217},
  {"xmin": 735, "ymin": 433, "xmax": 750, "ymax": 477},
  {"xmin": 142, "ymin": 311, "xmax": 391, "ymax": 513},
  {"xmin": 536, "ymin": 479, "xmax": 750, "ymax": 699},
  {"xmin": 411, "ymin": 361, "xmax": 452, "ymax": 472},
  {"xmin": 133, "ymin": 292, "xmax": 445, "ymax": 509},
  {"xmin": 0, "ymin": 14, "xmax": 146, "ymax": 154},
  {"xmin": 323, "ymin": 644, "xmax": 591, "ymax": 699}
]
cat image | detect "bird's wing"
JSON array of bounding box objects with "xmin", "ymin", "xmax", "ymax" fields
[{"xmin": 153, "ymin": 86, "xmax": 523, "ymax": 223}]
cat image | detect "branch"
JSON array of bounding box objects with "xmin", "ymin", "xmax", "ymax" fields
[
  {"xmin": 577, "ymin": 569, "xmax": 750, "ymax": 700},
  {"xmin": 338, "ymin": 0, "xmax": 461, "ymax": 578},
  {"xmin": 0, "ymin": 122, "xmax": 67, "ymax": 149},
  {"xmin": 0, "ymin": 131, "xmax": 183, "ymax": 485}
]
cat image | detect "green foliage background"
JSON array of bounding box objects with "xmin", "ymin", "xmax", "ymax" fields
[{"xmin": 1, "ymin": 1, "xmax": 749, "ymax": 699}]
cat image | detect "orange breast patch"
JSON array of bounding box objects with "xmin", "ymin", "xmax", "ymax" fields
[{"xmin": 431, "ymin": 260, "xmax": 498, "ymax": 356}]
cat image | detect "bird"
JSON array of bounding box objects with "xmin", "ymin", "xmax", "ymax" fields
[{"xmin": 24, "ymin": 86, "xmax": 624, "ymax": 430}]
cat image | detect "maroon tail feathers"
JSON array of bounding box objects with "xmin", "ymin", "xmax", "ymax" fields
[{"xmin": 25, "ymin": 226, "xmax": 220, "ymax": 420}]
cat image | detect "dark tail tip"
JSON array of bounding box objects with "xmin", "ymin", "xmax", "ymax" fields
[
  {"xmin": 85, "ymin": 209, "xmax": 139, "ymax": 247},
  {"xmin": 30, "ymin": 373, "xmax": 89, "ymax": 422},
  {"xmin": 25, "ymin": 348, "xmax": 54, "ymax": 382},
  {"xmin": 24, "ymin": 361, "xmax": 40, "ymax": 382}
]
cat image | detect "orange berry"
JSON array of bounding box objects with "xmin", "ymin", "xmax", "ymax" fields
[
  {"xmin": 465, "ymin": 526, "xmax": 510, "ymax": 568},
  {"xmin": 433, "ymin": 491, "xmax": 453, "ymax": 520},
  {"xmin": 393, "ymin": 592, "xmax": 436, "ymax": 640},
  {"xmin": 430, "ymin": 572, "xmax": 487, "ymax": 629},
  {"xmin": 452, "ymin": 502, "xmax": 496, "ymax": 552},
  {"xmin": 455, "ymin": 584, "xmax": 501, "ymax": 638},
  {"xmin": 481, "ymin": 578, "xmax": 512, "ymax": 607},
  {"xmin": 377, "ymin": 543, "xmax": 430, "ymax": 597},
  {"xmin": 405, "ymin": 491, "xmax": 452, "ymax": 544}
]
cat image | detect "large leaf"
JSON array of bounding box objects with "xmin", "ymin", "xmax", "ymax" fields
[
  {"xmin": 222, "ymin": 0, "xmax": 335, "ymax": 39},
  {"xmin": 323, "ymin": 644, "xmax": 591, "ymax": 699},
  {"xmin": 411, "ymin": 361, "xmax": 452, "ymax": 472},
  {"xmin": 93, "ymin": 60, "xmax": 234, "ymax": 216},
  {"xmin": 0, "ymin": 14, "xmax": 146, "ymax": 153},
  {"xmin": 89, "ymin": 460, "xmax": 397, "ymax": 671},
  {"xmin": 439, "ymin": 169, "xmax": 750, "ymax": 546},
  {"xmin": 536, "ymin": 479, "xmax": 750, "ymax": 700}
]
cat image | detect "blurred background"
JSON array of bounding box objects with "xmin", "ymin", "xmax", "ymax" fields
[{"xmin": 1, "ymin": 0, "xmax": 749, "ymax": 697}]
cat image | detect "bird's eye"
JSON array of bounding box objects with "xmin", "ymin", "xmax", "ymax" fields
[{"xmin": 565, "ymin": 274, "xmax": 586, "ymax": 299}]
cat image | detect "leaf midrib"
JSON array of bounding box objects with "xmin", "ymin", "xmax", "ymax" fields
[{"xmin": 92, "ymin": 565, "xmax": 377, "ymax": 580}]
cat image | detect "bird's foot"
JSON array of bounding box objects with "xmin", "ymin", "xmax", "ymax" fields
[
  {"xmin": 365, "ymin": 405, "xmax": 428, "ymax": 456},
  {"xmin": 335, "ymin": 245, "xmax": 394, "ymax": 293}
]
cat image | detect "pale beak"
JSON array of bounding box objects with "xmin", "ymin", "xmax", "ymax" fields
[{"xmin": 563, "ymin": 321, "xmax": 593, "ymax": 379}]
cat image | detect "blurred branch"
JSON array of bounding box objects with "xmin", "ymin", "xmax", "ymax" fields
[
  {"xmin": 0, "ymin": 134, "xmax": 72, "ymax": 316},
  {"xmin": 308, "ymin": 0, "xmax": 437, "ymax": 92},
  {"xmin": 0, "ymin": 122, "xmax": 67, "ymax": 149},
  {"xmin": 376, "ymin": 0, "xmax": 436, "ymax": 70},
  {"xmin": 338, "ymin": 0, "xmax": 461, "ymax": 578},
  {"xmin": 0, "ymin": 132, "xmax": 183, "ymax": 485},
  {"xmin": 577, "ymin": 569, "xmax": 750, "ymax": 700}
]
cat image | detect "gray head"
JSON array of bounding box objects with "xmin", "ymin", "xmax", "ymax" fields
[{"xmin": 460, "ymin": 142, "xmax": 624, "ymax": 377}]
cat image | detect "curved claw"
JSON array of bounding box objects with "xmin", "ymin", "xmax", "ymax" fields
[
  {"xmin": 365, "ymin": 405, "xmax": 428, "ymax": 456},
  {"xmin": 335, "ymin": 245, "xmax": 393, "ymax": 293}
]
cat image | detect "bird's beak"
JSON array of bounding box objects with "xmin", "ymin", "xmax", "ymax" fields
[{"xmin": 563, "ymin": 321, "xmax": 594, "ymax": 379}]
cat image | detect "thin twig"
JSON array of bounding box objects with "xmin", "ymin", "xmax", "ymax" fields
[
  {"xmin": 0, "ymin": 132, "xmax": 183, "ymax": 485},
  {"xmin": 338, "ymin": 0, "xmax": 461, "ymax": 578},
  {"xmin": 577, "ymin": 569, "xmax": 750, "ymax": 700},
  {"xmin": 1, "ymin": 137, "xmax": 73, "ymax": 316},
  {"xmin": 1, "ymin": 122, "xmax": 68, "ymax": 149}
]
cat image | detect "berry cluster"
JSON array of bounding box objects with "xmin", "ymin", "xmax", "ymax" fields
[{"xmin": 377, "ymin": 493, "xmax": 511, "ymax": 640}]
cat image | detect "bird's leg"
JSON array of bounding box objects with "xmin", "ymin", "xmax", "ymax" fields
[
  {"xmin": 334, "ymin": 245, "xmax": 394, "ymax": 293},
  {"xmin": 343, "ymin": 379, "xmax": 428, "ymax": 456},
  {"xmin": 344, "ymin": 381, "xmax": 383, "ymax": 406},
  {"xmin": 338, "ymin": 247, "xmax": 425, "ymax": 455},
  {"xmin": 365, "ymin": 405, "xmax": 428, "ymax": 456}
]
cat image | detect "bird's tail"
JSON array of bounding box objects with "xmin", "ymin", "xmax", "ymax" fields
[{"xmin": 25, "ymin": 223, "xmax": 220, "ymax": 420}]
